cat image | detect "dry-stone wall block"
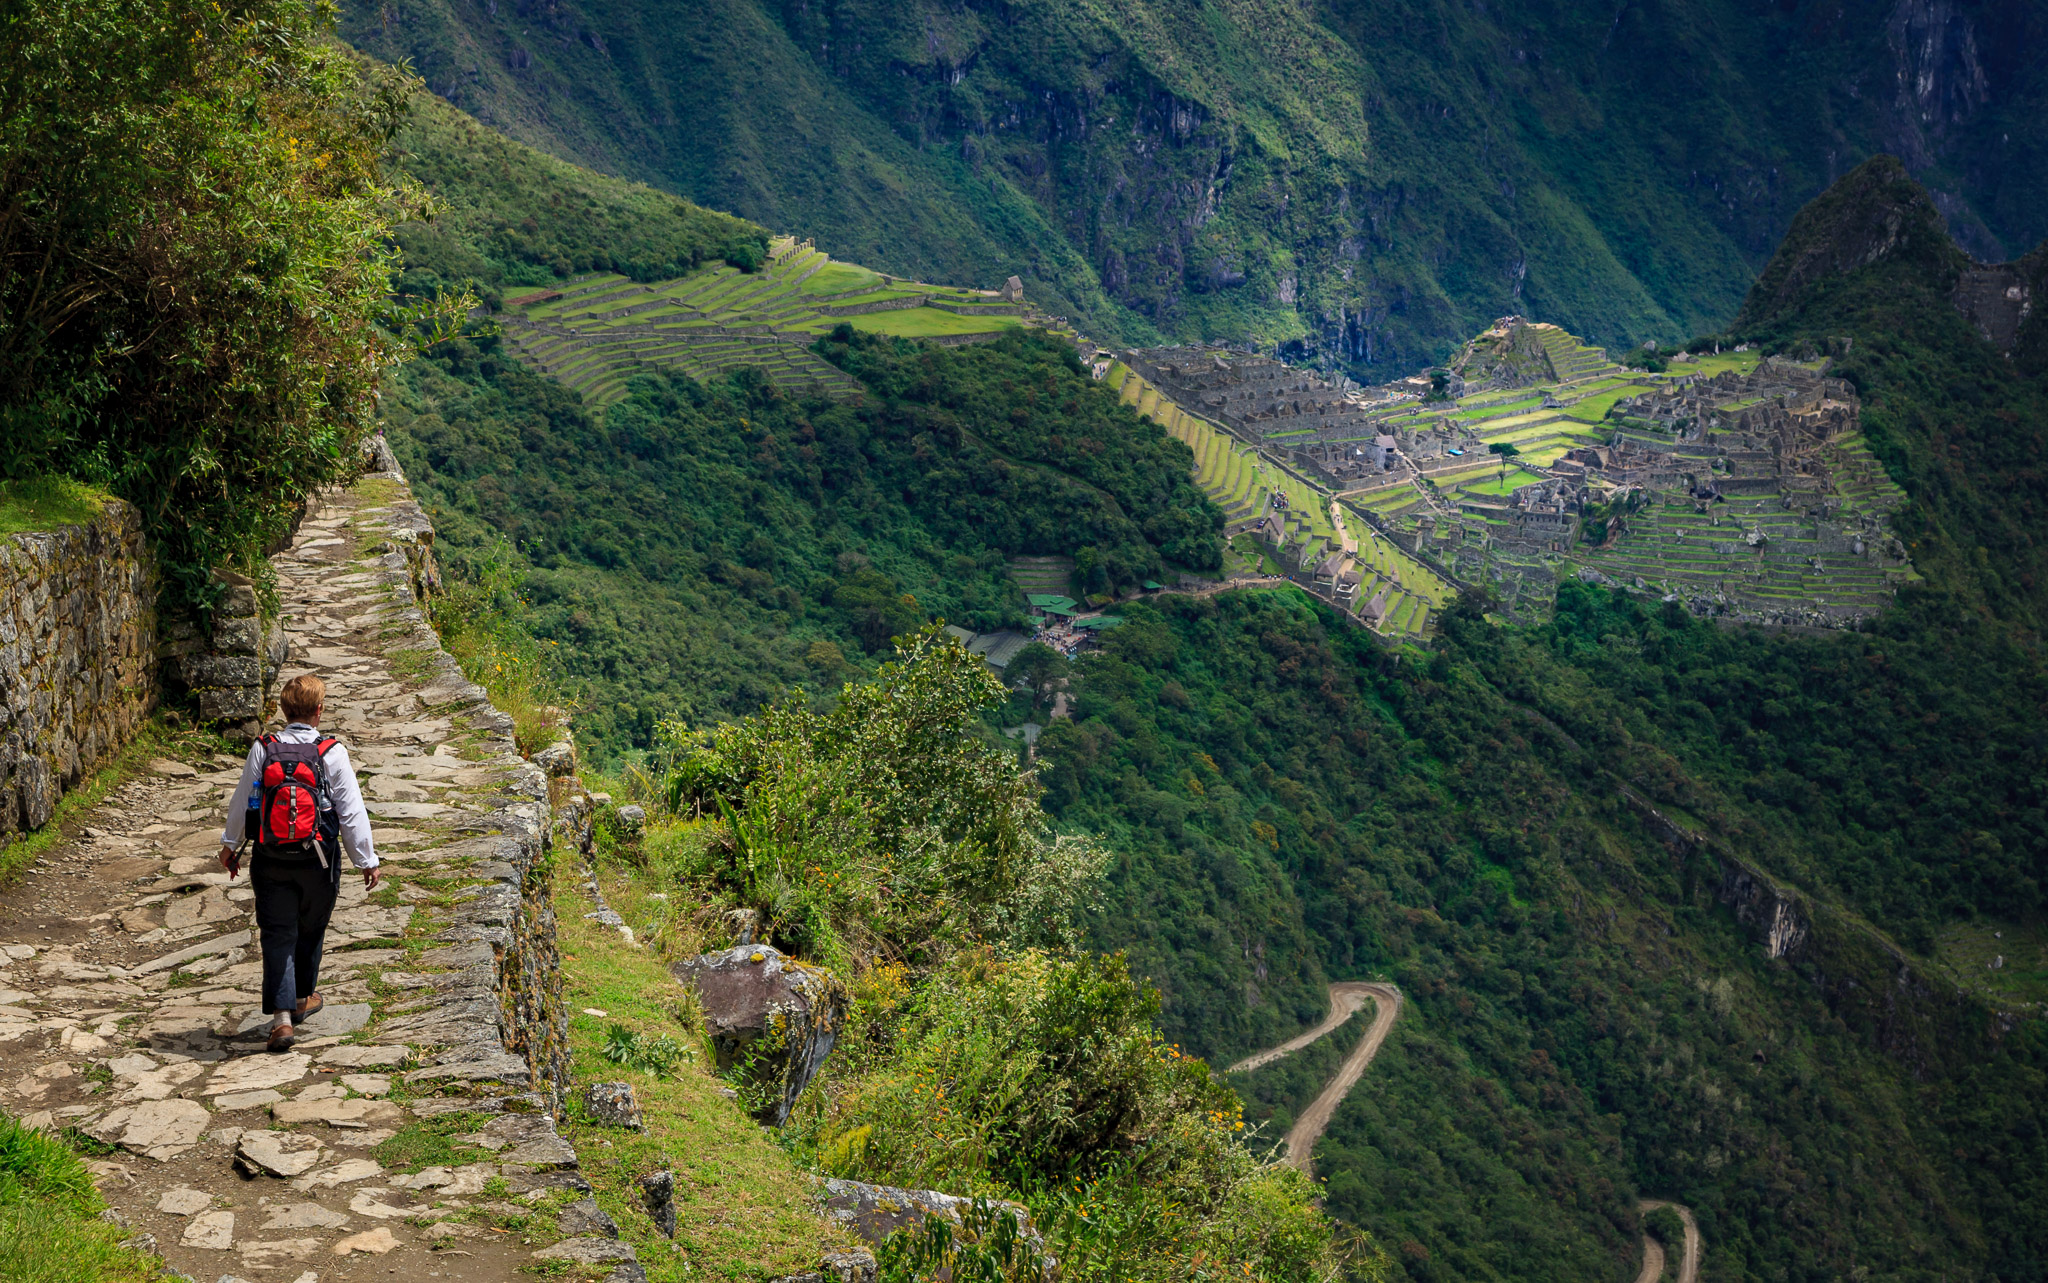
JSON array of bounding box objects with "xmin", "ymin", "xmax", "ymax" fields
[
  {"xmin": 771, "ymin": 1249, "xmax": 881, "ymax": 1283},
  {"xmin": 557, "ymin": 1197, "xmax": 622, "ymax": 1239},
  {"xmin": 0, "ymin": 499, "xmax": 156, "ymax": 839},
  {"xmin": 670, "ymin": 944, "xmax": 847, "ymax": 1126},
  {"xmin": 178, "ymin": 568, "xmax": 286, "ymax": 733},
  {"xmin": 533, "ymin": 741, "xmax": 577, "ymax": 776},
  {"xmin": 821, "ymin": 1249, "xmax": 881, "ymax": 1283},
  {"xmin": 638, "ymin": 1169, "xmax": 677, "ymax": 1237},
  {"xmin": 533, "ymin": 1237, "xmax": 639, "ymax": 1264},
  {"xmin": 582, "ymin": 1081, "xmax": 643, "ymax": 1130}
]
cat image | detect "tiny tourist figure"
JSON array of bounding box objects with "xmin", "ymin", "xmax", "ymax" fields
[{"xmin": 217, "ymin": 675, "xmax": 380, "ymax": 1052}]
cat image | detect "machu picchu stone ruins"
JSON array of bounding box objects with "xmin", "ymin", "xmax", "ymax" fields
[{"xmin": 1098, "ymin": 316, "xmax": 1915, "ymax": 638}]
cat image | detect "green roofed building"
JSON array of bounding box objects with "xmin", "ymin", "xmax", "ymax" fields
[
  {"xmin": 1074, "ymin": 616, "xmax": 1125, "ymax": 630},
  {"xmin": 1142, "ymin": 580, "xmax": 1164, "ymax": 590},
  {"xmin": 1028, "ymin": 593, "xmax": 1079, "ymax": 609}
]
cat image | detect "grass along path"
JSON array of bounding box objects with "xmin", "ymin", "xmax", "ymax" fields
[{"xmin": 1231, "ymin": 983, "xmax": 1699, "ymax": 1281}]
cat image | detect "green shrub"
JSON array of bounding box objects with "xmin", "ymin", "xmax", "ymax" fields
[
  {"xmin": 725, "ymin": 241, "xmax": 765, "ymax": 273},
  {"xmin": 1643, "ymin": 1205, "xmax": 1686, "ymax": 1249},
  {"xmin": 600, "ymin": 1023, "xmax": 695, "ymax": 1078},
  {"xmin": 799, "ymin": 948, "xmax": 1372, "ymax": 1283},
  {"xmin": 806, "ymin": 949, "xmax": 1236, "ymax": 1190},
  {"xmin": 0, "ymin": 0, "xmax": 457, "ymax": 611},
  {"xmin": 877, "ymin": 1198, "xmax": 1051, "ymax": 1283},
  {"xmin": 662, "ymin": 625, "xmax": 1107, "ymax": 968}
]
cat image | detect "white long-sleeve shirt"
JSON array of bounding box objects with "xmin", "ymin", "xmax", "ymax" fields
[{"xmin": 220, "ymin": 723, "xmax": 378, "ymax": 869}]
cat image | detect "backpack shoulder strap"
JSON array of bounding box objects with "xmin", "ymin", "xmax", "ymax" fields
[{"xmin": 315, "ymin": 738, "xmax": 339, "ymax": 757}]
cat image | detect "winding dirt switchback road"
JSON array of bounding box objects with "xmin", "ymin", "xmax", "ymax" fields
[
  {"xmin": 1231, "ymin": 984, "xmax": 1704, "ymax": 1281},
  {"xmin": 1228, "ymin": 982, "xmax": 1403, "ymax": 1172},
  {"xmin": 1635, "ymin": 1200, "xmax": 1702, "ymax": 1283}
]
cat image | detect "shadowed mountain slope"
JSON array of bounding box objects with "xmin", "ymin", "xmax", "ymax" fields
[{"xmin": 344, "ymin": 0, "xmax": 2048, "ymax": 376}]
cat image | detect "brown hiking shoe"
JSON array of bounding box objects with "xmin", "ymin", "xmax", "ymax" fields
[
  {"xmin": 294, "ymin": 993, "xmax": 323, "ymax": 1021},
  {"xmin": 267, "ymin": 1024, "xmax": 296, "ymax": 1053}
]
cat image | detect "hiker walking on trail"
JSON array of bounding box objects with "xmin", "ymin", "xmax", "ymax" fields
[{"xmin": 217, "ymin": 674, "xmax": 380, "ymax": 1052}]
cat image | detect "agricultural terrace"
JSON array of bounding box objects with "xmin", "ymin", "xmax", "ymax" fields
[{"xmin": 497, "ymin": 236, "xmax": 1031, "ymax": 405}]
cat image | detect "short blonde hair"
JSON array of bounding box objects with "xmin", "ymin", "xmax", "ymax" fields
[{"xmin": 279, "ymin": 674, "xmax": 326, "ymax": 722}]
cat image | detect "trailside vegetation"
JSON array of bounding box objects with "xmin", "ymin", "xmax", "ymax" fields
[
  {"xmin": 0, "ymin": 1110, "xmax": 156, "ymax": 1281},
  {"xmin": 384, "ymin": 328, "xmax": 1223, "ymax": 752},
  {"xmin": 389, "ymin": 90, "xmax": 770, "ymax": 308},
  {"xmin": 622, "ymin": 635, "xmax": 1378, "ymax": 1283},
  {"xmin": 0, "ymin": 0, "xmax": 434, "ymax": 608},
  {"xmin": 661, "ymin": 627, "xmax": 1108, "ymax": 970}
]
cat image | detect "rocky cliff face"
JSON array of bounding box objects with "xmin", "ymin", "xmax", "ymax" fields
[
  {"xmin": 345, "ymin": 0, "xmax": 2048, "ymax": 376},
  {"xmin": 1626, "ymin": 783, "xmax": 1998, "ymax": 1083}
]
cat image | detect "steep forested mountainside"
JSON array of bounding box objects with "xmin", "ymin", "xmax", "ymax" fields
[
  {"xmin": 343, "ymin": 0, "xmax": 2048, "ymax": 376},
  {"xmin": 385, "ymin": 84, "xmax": 2048, "ymax": 1276},
  {"xmin": 1042, "ymin": 159, "xmax": 2048, "ymax": 1281},
  {"xmin": 385, "ymin": 100, "xmax": 1224, "ymax": 746}
]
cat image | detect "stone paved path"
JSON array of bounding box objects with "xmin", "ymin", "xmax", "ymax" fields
[{"xmin": 0, "ymin": 479, "xmax": 628, "ymax": 1283}]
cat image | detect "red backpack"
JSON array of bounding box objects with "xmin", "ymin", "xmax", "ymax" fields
[{"xmin": 253, "ymin": 735, "xmax": 340, "ymax": 859}]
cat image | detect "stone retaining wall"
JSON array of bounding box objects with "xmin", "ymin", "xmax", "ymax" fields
[
  {"xmin": 159, "ymin": 572, "xmax": 289, "ymax": 735},
  {"xmin": 0, "ymin": 499, "xmax": 157, "ymax": 839},
  {"xmin": 925, "ymin": 301, "xmax": 1022, "ymax": 317},
  {"xmin": 816, "ymin": 295, "xmax": 929, "ymax": 317}
]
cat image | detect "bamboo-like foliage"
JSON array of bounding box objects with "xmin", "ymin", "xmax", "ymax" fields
[{"xmin": 0, "ymin": 0, "xmax": 443, "ymax": 607}]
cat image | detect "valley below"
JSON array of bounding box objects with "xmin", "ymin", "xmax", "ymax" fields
[{"xmin": 4, "ymin": 5, "xmax": 2048, "ymax": 1282}]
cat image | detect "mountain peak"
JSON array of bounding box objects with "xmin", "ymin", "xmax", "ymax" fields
[{"xmin": 1735, "ymin": 155, "xmax": 1966, "ymax": 330}]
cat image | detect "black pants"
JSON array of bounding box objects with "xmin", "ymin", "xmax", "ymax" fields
[{"xmin": 251, "ymin": 850, "xmax": 339, "ymax": 1016}]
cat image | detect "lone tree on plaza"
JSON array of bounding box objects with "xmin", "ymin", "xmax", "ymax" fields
[{"xmin": 1488, "ymin": 440, "xmax": 1521, "ymax": 483}]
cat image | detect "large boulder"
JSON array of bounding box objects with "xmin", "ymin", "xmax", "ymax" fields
[
  {"xmin": 669, "ymin": 945, "xmax": 846, "ymax": 1126},
  {"xmin": 817, "ymin": 1178, "xmax": 1048, "ymax": 1278}
]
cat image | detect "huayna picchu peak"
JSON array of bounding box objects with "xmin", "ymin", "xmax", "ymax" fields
[{"xmin": 3, "ymin": 5, "xmax": 2047, "ymax": 1283}]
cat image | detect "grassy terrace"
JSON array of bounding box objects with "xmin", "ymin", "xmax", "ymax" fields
[
  {"xmin": 497, "ymin": 238, "xmax": 1021, "ymax": 405},
  {"xmin": 1453, "ymin": 395, "xmax": 1544, "ymax": 420},
  {"xmin": 799, "ymin": 260, "xmax": 881, "ymax": 295},
  {"xmin": 843, "ymin": 308, "xmax": 1024, "ymax": 338},
  {"xmin": 1561, "ymin": 385, "xmax": 1638, "ymax": 422},
  {"xmin": 1456, "ymin": 467, "xmax": 1548, "ymax": 496}
]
